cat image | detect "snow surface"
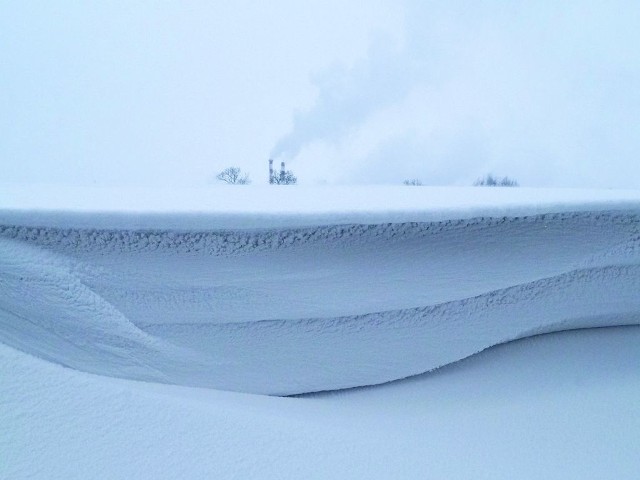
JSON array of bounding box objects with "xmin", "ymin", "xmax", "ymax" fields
[
  {"xmin": 3, "ymin": 184, "xmax": 640, "ymax": 229},
  {"xmin": 3, "ymin": 327, "xmax": 639, "ymax": 479},
  {"xmin": 1, "ymin": 186, "xmax": 640, "ymax": 478}
]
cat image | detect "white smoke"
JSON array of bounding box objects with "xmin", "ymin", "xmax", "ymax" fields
[
  {"xmin": 272, "ymin": 0, "xmax": 640, "ymax": 187},
  {"xmin": 270, "ymin": 33, "xmax": 419, "ymax": 161}
]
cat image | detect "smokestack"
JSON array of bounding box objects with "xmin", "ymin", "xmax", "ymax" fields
[
  {"xmin": 280, "ymin": 161, "xmax": 285, "ymax": 183},
  {"xmin": 269, "ymin": 158, "xmax": 274, "ymax": 184}
]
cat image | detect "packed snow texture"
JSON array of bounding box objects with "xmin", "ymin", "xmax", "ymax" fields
[
  {"xmin": 1, "ymin": 187, "xmax": 640, "ymax": 394},
  {"xmin": 1, "ymin": 187, "xmax": 640, "ymax": 478},
  {"xmin": 3, "ymin": 326, "xmax": 639, "ymax": 479}
]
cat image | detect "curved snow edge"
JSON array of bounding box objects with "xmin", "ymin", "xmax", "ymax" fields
[
  {"xmin": 142, "ymin": 265, "xmax": 640, "ymax": 395},
  {"xmin": 2, "ymin": 201, "xmax": 640, "ymax": 230}
]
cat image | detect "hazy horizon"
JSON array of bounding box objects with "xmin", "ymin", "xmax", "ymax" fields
[{"xmin": 2, "ymin": 1, "xmax": 639, "ymax": 189}]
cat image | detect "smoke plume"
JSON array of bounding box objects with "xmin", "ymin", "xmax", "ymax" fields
[{"xmin": 272, "ymin": 0, "xmax": 640, "ymax": 187}]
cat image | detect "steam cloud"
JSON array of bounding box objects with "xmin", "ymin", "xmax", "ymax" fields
[
  {"xmin": 271, "ymin": 0, "xmax": 640, "ymax": 187},
  {"xmin": 270, "ymin": 34, "xmax": 419, "ymax": 160}
]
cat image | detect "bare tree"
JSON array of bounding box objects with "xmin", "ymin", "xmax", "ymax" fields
[
  {"xmin": 403, "ymin": 179, "xmax": 423, "ymax": 186},
  {"xmin": 474, "ymin": 174, "xmax": 518, "ymax": 187},
  {"xmin": 217, "ymin": 167, "xmax": 251, "ymax": 185},
  {"xmin": 271, "ymin": 170, "xmax": 297, "ymax": 185}
]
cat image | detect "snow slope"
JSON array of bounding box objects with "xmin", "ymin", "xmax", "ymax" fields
[
  {"xmin": 2, "ymin": 186, "xmax": 640, "ymax": 478},
  {"xmin": 2, "ymin": 327, "xmax": 639, "ymax": 479},
  {"xmin": 1, "ymin": 187, "xmax": 640, "ymax": 394}
]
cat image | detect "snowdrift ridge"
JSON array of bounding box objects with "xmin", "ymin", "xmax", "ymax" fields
[{"xmin": 1, "ymin": 189, "xmax": 640, "ymax": 394}]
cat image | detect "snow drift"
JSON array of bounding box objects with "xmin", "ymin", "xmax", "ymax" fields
[{"xmin": 1, "ymin": 186, "xmax": 639, "ymax": 395}]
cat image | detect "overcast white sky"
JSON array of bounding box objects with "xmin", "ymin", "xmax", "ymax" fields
[{"xmin": 2, "ymin": 1, "xmax": 639, "ymax": 188}]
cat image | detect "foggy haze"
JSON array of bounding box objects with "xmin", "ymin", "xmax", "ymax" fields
[{"xmin": 2, "ymin": 1, "xmax": 639, "ymax": 188}]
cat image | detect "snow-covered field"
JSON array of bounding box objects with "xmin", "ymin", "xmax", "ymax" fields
[{"xmin": 2, "ymin": 186, "xmax": 640, "ymax": 478}]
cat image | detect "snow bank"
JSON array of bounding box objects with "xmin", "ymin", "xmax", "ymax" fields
[
  {"xmin": 1, "ymin": 186, "xmax": 639, "ymax": 394},
  {"xmin": 2, "ymin": 186, "xmax": 640, "ymax": 478}
]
